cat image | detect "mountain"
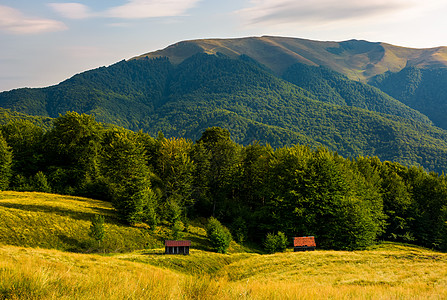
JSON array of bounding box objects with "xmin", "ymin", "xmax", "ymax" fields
[
  {"xmin": 135, "ymin": 36, "xmax": 447, "ymax": 81},
  {"xmin": 1, "ymin": 36, "xmax": 447, "ymax": 172}
]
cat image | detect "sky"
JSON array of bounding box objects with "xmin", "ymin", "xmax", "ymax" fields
[{"xmin": 1, "ymin": 0, "xmax": 447, "ymax": 91}]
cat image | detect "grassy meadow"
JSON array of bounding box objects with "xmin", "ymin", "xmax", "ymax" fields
[{"xmin": 1, "ymin": 191, "xmax": 447, "ymax": 299}]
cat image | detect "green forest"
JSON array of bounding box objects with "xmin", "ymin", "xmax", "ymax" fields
[
  {"xmin": 2, "ymin": 55, "xmax": 447, "ymax": 173},
  {"xmin": 1, "ymin": 112, "xmax": 446, "ymax": 252}
]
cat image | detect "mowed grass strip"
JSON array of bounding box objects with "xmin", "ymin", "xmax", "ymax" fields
[{"xmin": 114, "ymin": 248, "xmax": 254, "ymax": 275}]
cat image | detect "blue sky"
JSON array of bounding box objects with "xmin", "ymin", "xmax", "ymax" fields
[{"xmin": 1, "ymin": 0, "xmax": 447, "ymax": 91}]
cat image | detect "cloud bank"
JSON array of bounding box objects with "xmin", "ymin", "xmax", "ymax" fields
[
  {"xmin": 47, "ymin": 3, "xmax": 92, "ymax": 20},
  {"xmin": 238, "ymin": 0, "xmax": 415, "ymax": 25},
  {"xmin": 106, "ymin": 0, "xmax": 201, "ymax": 19},
  {"xmin": 0, "ymin": 5, "xmax": 66, "ymax": 34},
  {"xmin": 49, "ymin": 0, "xmax": 201, "ymax": 20}
]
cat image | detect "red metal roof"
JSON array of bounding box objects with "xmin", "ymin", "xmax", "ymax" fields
[
  {"xmin": 294, "ymin": 236, "xmax": 316, "ymax": 247},
  {"xmin": 165, "ymin": 240, "xmax": 191, "ymax": 247}
]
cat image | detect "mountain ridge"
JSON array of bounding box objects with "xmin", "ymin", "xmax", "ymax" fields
[{"xmin": 133, "ymin": 36, "xmax": 447, "ymax": 81}]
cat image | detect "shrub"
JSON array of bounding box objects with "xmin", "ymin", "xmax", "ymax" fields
[
  {"xmin": 264, "ymin": 231, "xmax": 288, "ymax": 254},
  {"xmin": 171, "ymin": 220, "xmax": 185, "ymax": 240},
  {"xmin": 89, "ymin": 215, "xmax": 105, "ymax": 247},
  {"xmin": 206, "ymin": 217, "xmax": 232, "ymax": 253}
]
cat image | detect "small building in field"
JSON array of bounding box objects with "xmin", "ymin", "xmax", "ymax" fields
[
  {"xmin": 165, "ymin": 240, "xmax": 191, "ymax": 255},
  {"xmin": 293, "ymin": 236, "xmax": 316, "ymax": 251}
]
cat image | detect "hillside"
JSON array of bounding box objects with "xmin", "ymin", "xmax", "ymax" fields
[
  {"xmin": 1, "ymin": 37, "xmax": 447, "ymax": 172},
  {"xmin": 1, "ymin": 191, "xmax": 447, "ymax": 299},
  {"xmin": 0, "ymin": 107, "xmax": 52, "ymax": 129},
  {"xmin": 0, "ymin": 191, "xmax": 216, "ymax": 253},
  {"xmin": 371, "ymin": 67, "xmax": 447, "ymax": 130}
]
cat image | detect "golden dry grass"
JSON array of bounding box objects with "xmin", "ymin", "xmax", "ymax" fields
[
  {"xmin": 216, "ymin": 243, "xmax": 447, "ymax": 299},
  {"xmin": 0, "ymin": 245, "xmax": 182, "ymax": 299},
  {"xmin": 1, "ymin": 243, "xmax": 447, "ymax": 299},
  {"xmin": 1, "ymin": 191, "xmax": 447, "ymax": 299}
]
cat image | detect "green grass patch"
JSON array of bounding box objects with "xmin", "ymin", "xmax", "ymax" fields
[{"xmin": 0, "ymin": 191, "xmax": 176, "ymax": 252}]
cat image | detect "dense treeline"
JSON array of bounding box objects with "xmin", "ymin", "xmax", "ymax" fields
[{"xmin": 1, "ymin": 112, "xmax": 446, "ymax": 251}]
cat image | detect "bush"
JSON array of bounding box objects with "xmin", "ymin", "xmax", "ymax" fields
[
  {"xmin": 231, "ymin": 216, "xmax": 248, "ymax": 243},
  {"xmin": 171, "ymin": 220, "xmax": 185, "ymax": 240},
  {"xmin": 31, "ymin": 171, "xmax": 51, "ymax": 193},
  {"xmin": 206, "ymin": 217, "xmax": 232, "ymax": 253},
  {"xmin": 264, "ymin": 231, "xmax": 288, "ymax": 254},
  {"xmin": 89, "ymin": 215, "xmax": 105, "ymax": 247}
]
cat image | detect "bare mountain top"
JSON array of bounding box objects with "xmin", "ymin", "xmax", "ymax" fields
[{"xmin": 133, "ymin": 36, "xmax": 447, "ymax": 81}]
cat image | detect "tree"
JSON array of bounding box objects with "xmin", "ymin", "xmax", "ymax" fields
[
  {"xmin": 99, "ymin": 128, "xmax": 158, "ymax": 225},
  {"xmin": 193, "ymin": 127, "xmax": 240, "ymax": 216},
  {"xmin": 206, "ymin": 217, "xmax": 232, "ymax": 253},
  {"xmin": 171, "ymin": 220, "xmax": 185, "ymax": 240},
  {"xmin": 1, "ymin": 119, "xmax": 44, "ymax": 178},
  {"xmin": 263, "ymin": 147, "xmax": 385, "ymax": 250},
  {"xmin": 31, "ymin": 171, "xmax": 51, "ymax": 193},
  {"xmin": 155, "ymin": 137, "xmax": 195, "ymax": 221},
  {"xmin": 0, "ymin": 133, "xmax": 12, "ymax": 190},
  {"xmin": 44, "ymin": 112, "xmax": 103, "ymax": 195},
  {"xmin": 264, "ymin": 231, "xmax": 288, "ymax": 254},
  {"xmin": 89, "ymin": 214, "xmax": 105, "ymax": 247},
  {"xmin": 231, "ymin": 216, "xmax": 248, "ymax": 243}
]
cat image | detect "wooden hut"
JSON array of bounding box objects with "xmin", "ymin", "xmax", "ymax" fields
[
  {"xmin": 165, "ymin": 240, "xmax": 191, "ymax": 255},
  {"xmin": 293, "ymin": 236, "xmax": 316, "ymax": 251}
]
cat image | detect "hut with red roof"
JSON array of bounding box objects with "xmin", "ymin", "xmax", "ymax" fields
[
  {"xmin": 165, "ymin": 240, "xmax": 191, "ymax": 255},
  {"xmin": 293, "ymin": 236, "xmax": 316, "ymax": 252}
]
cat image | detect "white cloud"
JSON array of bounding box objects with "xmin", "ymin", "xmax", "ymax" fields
[
  {"xmin": 237, "ymin": 0, "xmax": 421, "ymax": 26},
  {"xmin": 47, "ymin": 3, "xmax": 92, "ymax": 19},
  {"xmin": 49, "ymin": 0, "xmax": 201, "ymax": 20},
  {"xmin": 105, "ymin": 0, "xmax": 201, "ymax": 19},
  {"xmin": 0, "ymin": 5, "xmax": 67, "ymax": 34}
]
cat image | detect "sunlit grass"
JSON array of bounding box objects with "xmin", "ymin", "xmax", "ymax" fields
[
  {"xmin": 0, "ymin": 245, "xmax": 182, "ymax": 300},
  {"xmin": 0, "ymin": 191, "xmax": 164, "ymax": 252},
  {"xmin": 1, "ymin": 191, "xmax": 447, "ymax": 299},
  {"xmin": 1, "ymin": 243, "xmax": 447, "ymax": 299}
]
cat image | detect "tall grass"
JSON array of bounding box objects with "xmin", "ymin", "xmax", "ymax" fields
[
  {"xmin": 1, "ymin": 191, "xmax": 447, "ymax": 299},
  {"xmin": 0, "ymin": 245, "xmax": 181, "ymax": 299},
  {"xmin": 2, "ymin": 243, "xmax": 446, "ymax": 299}
]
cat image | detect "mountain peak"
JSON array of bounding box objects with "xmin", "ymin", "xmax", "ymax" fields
[{"xmin": 133, "ymin": 36, "xmax": 447, "ymax": 81}]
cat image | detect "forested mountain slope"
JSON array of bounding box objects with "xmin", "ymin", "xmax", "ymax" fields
[
  {"xmin": 282, "ymin": 63, "xmax": 432, "ymax": 124},
  {"xmin": 370, "ymin": 67, "xmax": 447, "ymax": 130},
  {"xmin": 0, "ymin": 38, "xmax": 447, "ymax": 172}
]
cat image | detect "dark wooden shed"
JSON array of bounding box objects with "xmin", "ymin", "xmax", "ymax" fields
[
  {"xmin": 165, "ymin": 240, "xmax": 191, "ymax": 255},
  {"xmin": 293, "ymin": 236, "xmax": 316, "ymax": 251}
]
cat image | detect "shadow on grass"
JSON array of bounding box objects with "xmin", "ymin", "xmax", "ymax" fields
[
  {"xmin": 142, "ymin": 251, "xmax": 166, "ymax": 256},
  {"xmin": 57, "ymin": 234, "xmax": 89, "ymax": 252},
  {"xmin": 0, "ymin": 202, "xmax": 120, "ymax": 224}
]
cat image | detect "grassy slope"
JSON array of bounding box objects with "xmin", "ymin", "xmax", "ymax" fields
[
  {"xmin": 1, "ymin": 191, "xmax": 447, "ymax": 299},
  {"xmin": 135, "ymin": 36, "xmax": 447, "ymax": 81},
  {"xmin": 0, "ymin": 191, "xmax": 210, "ymax": 253}
]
